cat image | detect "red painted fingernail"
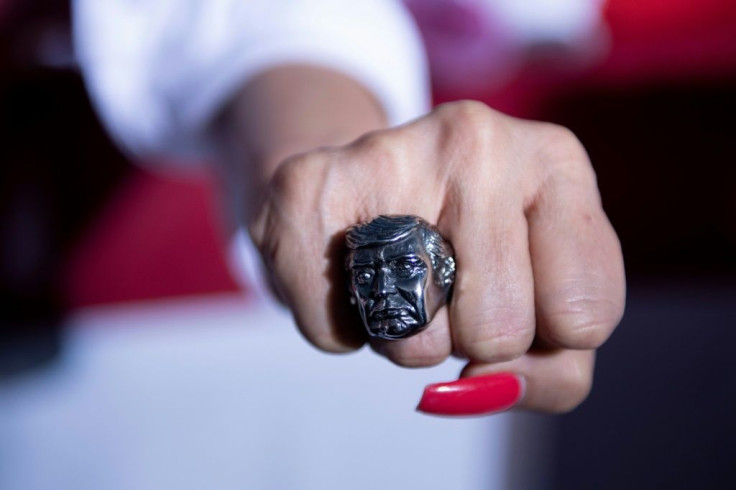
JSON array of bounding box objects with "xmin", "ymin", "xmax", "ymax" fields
[{"xmin": 416, "ymin": 373, "xmax": 522, "ymax": 416}]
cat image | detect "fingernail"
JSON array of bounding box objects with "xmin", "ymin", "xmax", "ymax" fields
[{"xmin": 416, "ymin": 373, "xmax": 522, "ymax": 416}]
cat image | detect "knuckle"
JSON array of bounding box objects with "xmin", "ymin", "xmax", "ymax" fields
[
  {"xmin": 539, "ymin": 123, "xmax": 587, "ymax": 161},
  {"xmin": 535, "ymin": 123, "xmax": 596, "ymax": 185},
  {"xmin": 268, "ymin": 152, "xmax": 323, "ymax": 205},
  {"xmin": 352, "ymin": 129, "xmax": 401, "ymax": 165},
  {"xmin": 455, "ymin": 308, "xmax": 535, "ymax": 362},
  {"xmin": 349, "ymin": 130, "xmax": 409, "ymax": 183},
  {"xmin": 545, "ymin": 294, "xmax": 623, "ymax": 349},
  {"xmin": 434, "ymin": 101, "xmax": 523, "ymax": 188},
  {"xmin": 438, "ymin": 99, "xmax": 494, "ymax": 125},
  {"xmin": 436, "ymin": 100, "xmax": 498, "ymax": 146}
]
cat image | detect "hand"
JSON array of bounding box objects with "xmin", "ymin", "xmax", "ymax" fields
[{"xmin": 248, "ymin": 100, "xmax": 625, "ymax": 415}]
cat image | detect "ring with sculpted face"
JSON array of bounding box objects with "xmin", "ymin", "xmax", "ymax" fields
[{"xmin": 345, "ymin": 215, "xmax": 455, "ymax": 340}]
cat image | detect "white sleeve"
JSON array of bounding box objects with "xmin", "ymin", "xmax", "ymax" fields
[{"xmin": 73, "ymin": 0, "xmax": 430, "ymax": 162}]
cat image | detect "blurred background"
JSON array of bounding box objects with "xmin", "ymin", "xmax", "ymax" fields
[{"xmin": 1, "ymin": 0, "xmax": 735, "ymax": 489}]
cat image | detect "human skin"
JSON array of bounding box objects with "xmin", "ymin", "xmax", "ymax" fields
[{"xmin": 221, "ymin": 65, "xmax": 626, "ymax": 414}]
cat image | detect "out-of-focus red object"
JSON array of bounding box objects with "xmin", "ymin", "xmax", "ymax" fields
[
  {"xmin": 599, "ymin": 0, "xmax": 736, "ymax": 84},
  {"xmin": 64, "ymin": 168, "xmax": 240, "ymax": 308}
]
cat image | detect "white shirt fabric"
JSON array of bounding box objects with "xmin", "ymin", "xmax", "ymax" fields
[{"xmin": 73, "ymin": 0, "xmax": 431, "ymax": 162}]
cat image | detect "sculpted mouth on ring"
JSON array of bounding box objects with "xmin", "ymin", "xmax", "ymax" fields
[{"xmin": 370, "ymin": 307, "xmax": 414, "ymax": 319}]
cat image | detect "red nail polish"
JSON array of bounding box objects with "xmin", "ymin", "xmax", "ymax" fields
[{"xmin": 417, "ymin": 373, "xmax": 522, "ymax": 416}]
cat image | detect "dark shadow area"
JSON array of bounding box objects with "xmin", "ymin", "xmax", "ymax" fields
[
  {"xmin": 0, "ymin": 67, "xmax": 131, "ymax": 376},
  {"xmin": 542, "ymin": 81, "xmax": 736, "ymax": 276}
]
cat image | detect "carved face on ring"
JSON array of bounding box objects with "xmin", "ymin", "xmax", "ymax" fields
[
  {"xmin": 346, "ymin": 216, "xmax": 455, "ymax": 340},
  {"xmin": 350, "ymin": 233, "xmax": 430, "ymax": 338}
]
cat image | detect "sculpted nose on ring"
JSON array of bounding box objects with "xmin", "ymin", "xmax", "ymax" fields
[{"xmin": 373, "ymin": 267, "xmax": 395, "ymax": 298}]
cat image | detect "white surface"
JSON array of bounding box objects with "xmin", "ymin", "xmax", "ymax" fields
[{"xmin": 0, "ymin": 295, "xmax": 512, "ymax": 490}]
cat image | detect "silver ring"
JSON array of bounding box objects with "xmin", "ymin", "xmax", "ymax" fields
[{"xmin": 345, "ymin": 215, "xmax": 455, "ymax": 340}]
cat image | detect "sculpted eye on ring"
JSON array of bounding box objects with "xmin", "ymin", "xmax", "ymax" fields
[{"xmin": 345, "ymin": 215, "xmax": 456, "ymax": 340}]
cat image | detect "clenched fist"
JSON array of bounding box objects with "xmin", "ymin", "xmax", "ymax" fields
[{"xmin": 226, "ymin": 68, "xmax": 625, "ymax": 416}]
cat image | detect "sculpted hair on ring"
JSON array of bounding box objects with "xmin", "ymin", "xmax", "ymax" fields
[
  {"xmin": 345, "ymin": 215, "xmax": 419, "ymax": 249},
  {"xmin": 346, "ymin": 215, "xmax": 455, "ymax": 291}
]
